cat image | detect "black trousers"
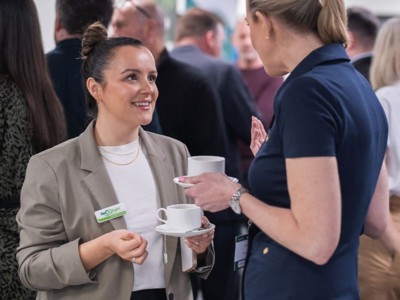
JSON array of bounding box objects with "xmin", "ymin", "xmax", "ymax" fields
[{"xmin": 130, "ymin": 288, "xmax": 167, "ymax": 300}]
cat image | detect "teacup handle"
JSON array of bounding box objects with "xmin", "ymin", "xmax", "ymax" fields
[{"xmin": 156, "ymin": 208, "xmax": 168, "ymax": 224}]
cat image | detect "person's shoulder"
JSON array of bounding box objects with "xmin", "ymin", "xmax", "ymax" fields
[
  {"xmin": 376, "ymin": 84, "xmax": 400, "ymax": 101},
  {"xmin": 46, "ymin": 39, "xmax": 82, "ymax": 62},
  {"xmin": 276, "ymin": 74, "xmax": 333, "ymax": 110},
  {"xmin": 163, "ymin": 55, "xmax": 214, "ymax": 86},
  {"xmin": 46, "ymin": 45, "xmax": 65, "ymax": 60},
  {"xmin": 33, "ymin": 137, "xmax": 80, "ymax": 166},
  {"xmin": 164, "ymin": 53, "xmax": 206, "ymax": 76},
  {"xmin": 167, "ymin": 55, "xmax": 201, "ymax": 74}
]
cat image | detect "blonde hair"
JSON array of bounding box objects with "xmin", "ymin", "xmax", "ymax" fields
[
  {"xmin": 370, "ymin": 18, "xmax": 400, "ymax": 90},
  {"xmin": 247, "ymin": 0, "xmax": 348, "ymax": 46}
]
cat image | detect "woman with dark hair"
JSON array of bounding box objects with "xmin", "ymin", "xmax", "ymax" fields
[
  {"xmin": 0, "ymin": 0, "xmax": 66, "ymax": 299},
  {"xmin": 181, "ymin": 0, "xmax": 389, "ymax": 299},
  {"xmin": 16, "ymin": 22, "xmax": 214, "ymax": 300}
]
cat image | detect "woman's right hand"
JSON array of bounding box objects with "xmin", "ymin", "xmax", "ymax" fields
[
  {"xmin": 105, "ymin": 230, "xmax": 148, "ymax": 264},
  {"xmin": 250, "ymin": 116, "xmax": 268, "ymax": 156}
]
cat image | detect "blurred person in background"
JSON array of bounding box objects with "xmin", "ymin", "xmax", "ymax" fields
[
  {"xmin": 17, "ymin": 22, "xmax": 214, "ymax": 300},
  {"xmin": 111, "ymin": 1, "xmax": 228, "ymax": 164},
  {"xmin": 0, "ymin": 0, "xmax": 67, "ymax": 299},
  {"xmin": 231, "ymin": 18, "xmax": 283, "ymax": 189},
  {"xmin": 171, "ymin": 8, "xmax": 260, "ymax": 300},
  {"xmin": 358, "ymin": 17, "xmax": 400, "ymax": 300},
  {"xmin": 181, "ymin": 0, "xmax": 389, "ymax": 299},
  {"xmin": 172, "ymin": 7, "xmax": 260, "ymax": 183},
  {"xmin": 346, "ymin": 6, "xmax": 381, "ymax": 83}
]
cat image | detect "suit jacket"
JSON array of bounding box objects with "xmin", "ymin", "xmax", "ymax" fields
[
  {"xmin": 352, "ymin": 55, "xmax": 372, "ymax": 83},
  {"xmin": 155, "ymin": 49, "xmax": 228, "ymax": 159},
  {"xmin": 17, "ymin": 122, "xmax": 213, "ymax": 300},
  {"xmin": 47, "ymin": 39, "xmax": 87, "ymax": 138},
  {"xmin": 171, "ymin": 45, "xmax": 260, "ymax": 180}
]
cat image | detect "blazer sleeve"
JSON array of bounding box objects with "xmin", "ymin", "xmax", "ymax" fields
[{"xmin": 16, "ymin": 156, "xmax": 95, "ymax": 290}]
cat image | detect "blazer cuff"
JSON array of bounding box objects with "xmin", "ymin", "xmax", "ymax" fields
[
  {"xmin": 193, "ymin": 243, "xmax": 214, "ymax": 279},
  {"xmin": 56, "ymin": 238, "xmax": 97, "ymax": 285}
]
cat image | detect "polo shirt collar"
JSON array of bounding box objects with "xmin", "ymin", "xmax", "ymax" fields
[{"xmin": 286, "ymin": 43, "xmax": 350, "ymax": 84}]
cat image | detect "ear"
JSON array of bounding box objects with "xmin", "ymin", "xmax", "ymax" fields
[
  {"xmin": 204, "ymin": 30, "xmax": 216, "ymax": 53},
  {"xmin": 143, "ymin": 19, "xmax": 156, "ymax": 37},
  {"xmin": 255, "ymin": 11, "xmax": 272, "ymax": 38},
  {"xmin": 86, "ymin": 78, "xmax": 103, "ymax": 102},
  {"xmin": 54, "ymin": 14, "xmax": 62, "ymax": 32},
  {"xmin": 347, "ymin": 31, "xmax": 355, "ymax": 50}
]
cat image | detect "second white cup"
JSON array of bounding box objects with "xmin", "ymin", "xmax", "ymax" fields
[{"xmin": 187, "ymin": 155, "xmax": 225, "ymax": 176}]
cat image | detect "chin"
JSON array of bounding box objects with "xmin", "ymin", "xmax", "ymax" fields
[
  {"xmin": 263, "ymin": 65, "xmax": 288, "ymax": 78},
  {"xmin": 140, "ymin": 117, "xmax": 153, "ymax": 126}
]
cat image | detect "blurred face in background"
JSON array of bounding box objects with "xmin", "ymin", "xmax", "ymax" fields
[
  {"xmin": 232, "ymin": 19, "xmax": 260, "ymax": 64},
  {"xmin": 111, "ymin": 1, "xmax": 149, "ymax": 42}
]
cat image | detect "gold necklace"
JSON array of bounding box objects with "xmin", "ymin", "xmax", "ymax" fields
[{"xmin": 100, "ymin": 139, "xmax": 141, "ymax": 166}]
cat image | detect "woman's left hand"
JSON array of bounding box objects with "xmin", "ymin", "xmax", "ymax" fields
[{"xmin": 185, "ymin": 216, "xmax": 214, "ymax": 254}]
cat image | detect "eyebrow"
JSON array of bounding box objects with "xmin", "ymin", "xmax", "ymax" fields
[{"xmin": 121, "ymin": 68, "xmax": 157, "ymax": 75}]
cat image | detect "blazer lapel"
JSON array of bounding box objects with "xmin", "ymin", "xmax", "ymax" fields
[{"xmin": 79, "ymin": 121, "xmax": 127, "ymax": 231}]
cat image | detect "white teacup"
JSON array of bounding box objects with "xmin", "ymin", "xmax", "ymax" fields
[
  {"xmin": 188, "ymin": 156, "xmax": 225, "ymax": 176},
  {"xmin": 156, "ymin": 204, "xmax": 202, "ymax": 231}
]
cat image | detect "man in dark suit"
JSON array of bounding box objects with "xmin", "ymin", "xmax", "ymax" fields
[
  {"xmin": 171, "ymin": 8, "xmax": 260, "ymax": 183},
  {"xmin": 171, "ymin": 8, "xmax": 260, "ymax": 300},
  {"xmin": 46, "ymin": 0, "xmax": 114, "ymax": 138},
  {"xmin": 111, "ymin": 2, "xmax": 228, "ymax": 161},
  {"xmin": 346, "ymin": 6, "xmax": 381, "ymax": 83}
]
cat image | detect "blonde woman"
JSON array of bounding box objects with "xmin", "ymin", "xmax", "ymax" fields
[
  {"xmin": 180, "ymin": 0, "xmax": 389, "ymax": 299},
  {"xmin": 359, "ymin": 17, "xmax": 400, "ymax": 300}
]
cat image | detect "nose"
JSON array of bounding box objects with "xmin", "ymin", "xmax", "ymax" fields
[
  {"xmin": 140, "ymin": 79, "xmax": 154, "ymax": 95},
  {"xmin": 244, "ymin": 35, "xmax": 252, "ymax": 47}
]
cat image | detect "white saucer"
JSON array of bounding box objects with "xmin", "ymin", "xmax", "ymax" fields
[
  {"xmin": 173, "ymin": 176, "xmax": 238, "ymax": 188},
  {"xmin": 154, "ymin": 223, "xmax": 215, "ymax": 237}
]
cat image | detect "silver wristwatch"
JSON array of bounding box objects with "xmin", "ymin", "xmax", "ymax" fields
[{"xmin": 230, "ymin": 187, "xmax": 248, "ymax": 214}]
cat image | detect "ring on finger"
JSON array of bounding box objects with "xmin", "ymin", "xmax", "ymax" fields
[{"xmin": 132, "ymin": 257, "xmax": 136, "ymax": 263}]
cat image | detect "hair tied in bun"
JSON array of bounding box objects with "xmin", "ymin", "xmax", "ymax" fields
[{"xmin": 81, "ymin": 21, "xmax": 108, "ymax": 59}]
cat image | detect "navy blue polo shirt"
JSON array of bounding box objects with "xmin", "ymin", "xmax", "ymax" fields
[{"xmin": 246, "ymin": 44, "xmax": 388, "ymax": 300}]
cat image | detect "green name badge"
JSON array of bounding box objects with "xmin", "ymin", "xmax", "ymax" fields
[{"xmin": 95, "ymin": 203, "xmax": 127, "ymax": 223}]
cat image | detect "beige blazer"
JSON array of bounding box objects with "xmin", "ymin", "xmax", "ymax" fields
[{"xmin": 17, "ymin": 122, "xmax": 213, "ymax": 300}]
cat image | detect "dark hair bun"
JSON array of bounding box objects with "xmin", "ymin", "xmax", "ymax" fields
[{"xmin": 81, "ymin": 21, "xmax": 108, "ymax": 59}]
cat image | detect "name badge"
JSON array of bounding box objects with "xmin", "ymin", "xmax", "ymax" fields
[
  {"xmin": 234, "ymin": 234, "xmax": 248, "ymax": 271},
  {"xmin": 95, "ymin": 203, "xmax": 127, "ymax": 223}
]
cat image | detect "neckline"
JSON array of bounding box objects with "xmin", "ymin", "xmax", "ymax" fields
[{"xmin": 99, "ymin": 139, "xmax": 141, "ymax": 166}]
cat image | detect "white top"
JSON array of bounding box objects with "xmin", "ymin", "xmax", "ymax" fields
[
  {"xmin": 376, "ymin": 83, "xmax": 400, "ymax": 197},
  {"xmin": 99, "ymin": 139, "xmax": 165, "ymax": 291}
]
